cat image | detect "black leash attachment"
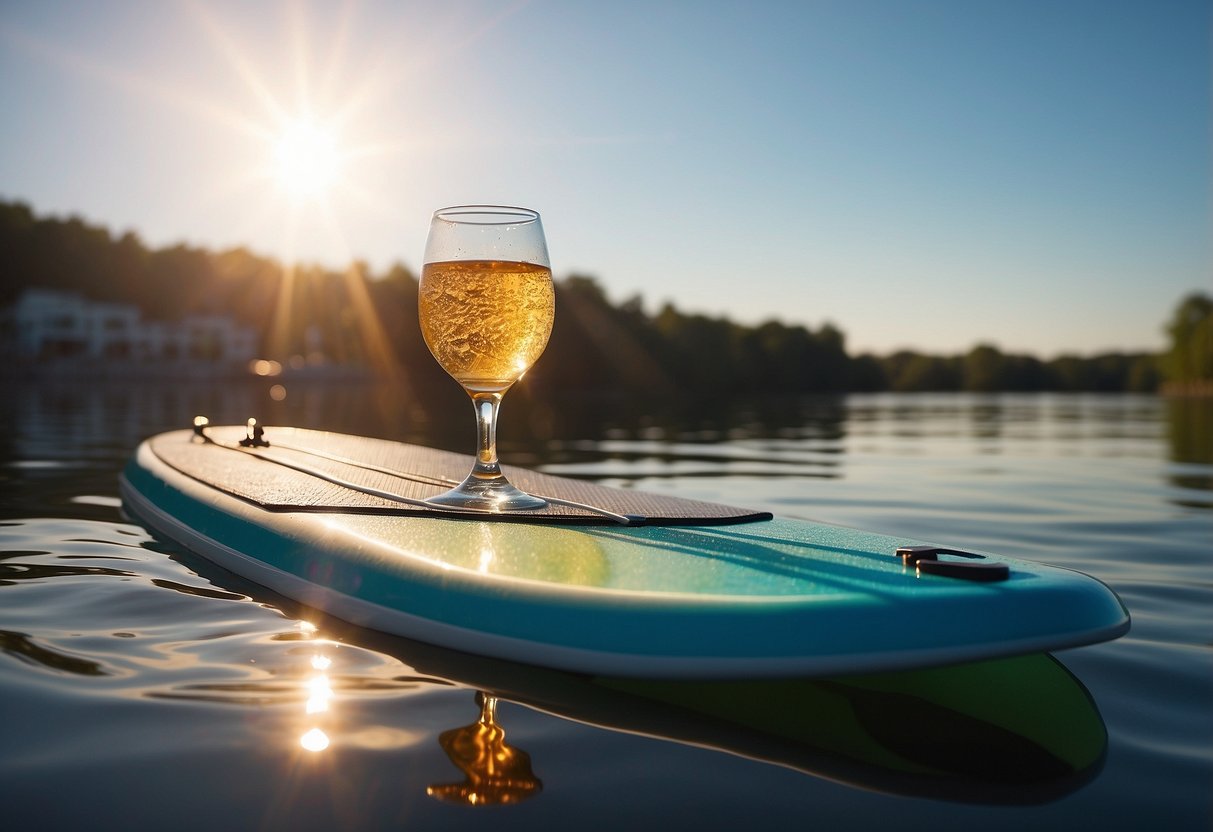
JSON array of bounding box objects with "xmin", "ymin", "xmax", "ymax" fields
[
  {"xmin": 896, "ymin": 545, "xmax": 1010, "ymax": 583},
  {"xmin": 239, "ymin": 418, "xmax": 270, "ymax": 448},
  {"xmin": 192, "ymin": 416, "xmax": 270, "ymax": 448}
]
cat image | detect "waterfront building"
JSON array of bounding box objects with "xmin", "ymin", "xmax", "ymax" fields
[{"xmin": 1, "ymin": 289, "xmax": 259, "ymax": 367}]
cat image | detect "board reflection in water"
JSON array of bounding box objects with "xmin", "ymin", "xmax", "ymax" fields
[
  {"xmin": 263, "ymin": 595, "xmax": 1109, "ymax": 809},
  {"xmin": 386, "ymin": 639, "xmax": 1108, "ymax": 807}
]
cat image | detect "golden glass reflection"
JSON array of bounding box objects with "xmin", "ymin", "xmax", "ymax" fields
[{"xmin": 427, "ymin": 692, "xmax": 542, "ymax": 807}]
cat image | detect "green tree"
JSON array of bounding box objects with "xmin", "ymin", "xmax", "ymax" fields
[
  {"xmin": 1127, "ymin": 355, "xmax": 1163, "ymax": 392},
  {"xmin": 1162, "ymin": 293, "xmax": 1213, "ymax": 386},
  {"xmin": 963, "ymin": 344, "xmax": 1004, "ymax": 392},
  {"xmin": 883, "ymin": 351, "xmax": 961, "ymax": 391},
  {"xmin": 848, "ymin": 353, "xmax": 887, "ymax": 391}
]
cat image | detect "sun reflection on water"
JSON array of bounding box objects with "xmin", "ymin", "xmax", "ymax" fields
[
  {"xmin": 305, "ymin": 672, "xmax": 332, "ymax": 715},
  {"xmin": 295, "ymin": 620, "xmax": 333, "ymax": 753},
  {"xmin": 299, "ymin": 727, "xmax": 330, "ymax": 753}
]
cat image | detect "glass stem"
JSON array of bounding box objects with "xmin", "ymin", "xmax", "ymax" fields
[
  {"xmin": 470, "ymin": 391, "xmax": 505, "ymax": 480},
  {"xmin": 477, "ymin": 691, "xmax": 498, "ymax": 725}
]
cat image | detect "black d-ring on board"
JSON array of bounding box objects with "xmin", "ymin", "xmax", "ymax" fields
[
  {"xmin": 239, "ymin": 418, "xmax": 270, "ymax": 448},
  {"xmin": 896, "ymin": 545, "xmax": 1010, "ymax": 583}
]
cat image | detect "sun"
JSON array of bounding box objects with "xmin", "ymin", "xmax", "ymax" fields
[{"xmin": 272, "ymin": 119, "xmax": 341, "ymax": 199}]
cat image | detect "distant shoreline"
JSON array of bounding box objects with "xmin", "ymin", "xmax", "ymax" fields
[{"xmin": 0, "ymin": 358, "xmax": 373, "ymax": 383}]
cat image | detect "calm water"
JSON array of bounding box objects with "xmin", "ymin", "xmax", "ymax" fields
[{"xmin": 1, "ymin": 383, "xmax": 1209, "ymax": 830}]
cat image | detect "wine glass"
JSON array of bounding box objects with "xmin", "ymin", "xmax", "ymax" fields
[{"xmin": 418, "ymin": 205, "xmax": 555, "ymax": 510}]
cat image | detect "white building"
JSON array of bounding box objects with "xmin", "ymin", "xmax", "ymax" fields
[{"xmin": 2, "ymin": 289, "xmax": 259, "ymax": 366}]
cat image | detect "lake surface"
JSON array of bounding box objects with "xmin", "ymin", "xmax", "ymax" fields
[{"xmin": 1, "ymin": 383, "xmax": 1209, "ymax": 830}]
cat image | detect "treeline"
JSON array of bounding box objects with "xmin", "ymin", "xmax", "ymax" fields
[
  {"xmin": 2, "ymin": 199, "xmax": 1209, "ymax": 397},
  {"xmin": 851, "ymin": 345, "xmax": 1163, "ymax": 393}
]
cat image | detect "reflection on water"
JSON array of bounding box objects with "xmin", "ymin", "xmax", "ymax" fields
[
  {"xmin": 298, "ymin": 622, "xmax": 333, "ymax": 754},
  {"xmin": 428, "ymin": 692, "xmax": 543, "ymax": 807},
  {"xmin": 1166, "ymin": 398, "xmax": 1213, "ymax": 498},
  {"xmin": 0, "ymin": 629, "xmax": 108, "ymax": 676},
  {"xmin": 0, "ymin": 551, "xmax": 137, "ymax": 584},
  {"xmin": 3, "ymin": 382, "xmax": 1209, "ymax": 498}
]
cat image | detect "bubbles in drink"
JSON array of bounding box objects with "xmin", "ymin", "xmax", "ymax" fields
[{"xmin": 419, "ymin": 259, "xmax": 555, "ymax": 391}]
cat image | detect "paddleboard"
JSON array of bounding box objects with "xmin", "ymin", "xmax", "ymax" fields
[
  {"xmin": 120, "ymin": 424, "xmax": 1129, "ymax": 678},
  {"xmin": 135, "ymin": 550, "xmax": 1108, "ymax": 805}
]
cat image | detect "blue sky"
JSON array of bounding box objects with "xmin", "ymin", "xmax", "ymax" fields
[{"xmin": 1, "ymin": 0, "xmax": 1207, "ymax": 355}]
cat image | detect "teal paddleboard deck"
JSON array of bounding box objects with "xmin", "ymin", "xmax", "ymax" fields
[{"xmin": 121, "ymin": 426, "xmax": 1129, "ymax": 678}]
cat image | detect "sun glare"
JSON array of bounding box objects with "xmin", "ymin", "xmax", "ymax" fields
[{"xmin": 272, "ymin": 119, "xmax": 341, "ymax": 199}]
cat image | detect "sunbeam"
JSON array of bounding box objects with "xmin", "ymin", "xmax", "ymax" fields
[{"xmin": 184, "ymin": 1, "xmax": 291, "ymax": 129}]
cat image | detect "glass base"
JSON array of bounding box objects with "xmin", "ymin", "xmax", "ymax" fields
[{"xmin": 426, "ymin": 474, "xmax": 547, "ymax": 512}]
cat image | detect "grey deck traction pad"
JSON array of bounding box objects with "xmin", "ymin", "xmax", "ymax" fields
[{"xmin": 150, "ymin": 427, "xmax": 772, "ymax": 526}]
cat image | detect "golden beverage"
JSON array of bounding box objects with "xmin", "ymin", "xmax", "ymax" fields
[{"xmin": 419, "ymin": 259, "xmax": 555, "ymax": 392}]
